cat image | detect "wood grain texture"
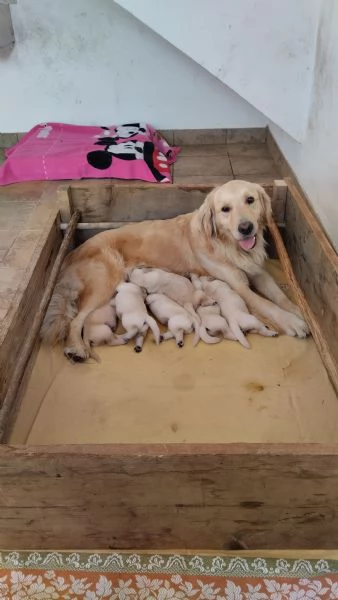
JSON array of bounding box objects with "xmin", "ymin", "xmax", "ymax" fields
[
  {"xmin": 0, "ymin": 220, "xmax": 61, "ymax": 411},
  {"xmin": 283, "ymin": 177, "xmax": 338, "ymax": 370},
  {"xmin": 1, "ymin": 443, "xmax": 338, "ymax": 550},
  {"xmin": 57, "ymin": 185, "xmax": 73, "ymax": 222},
  {"xmin": 0, "ymin": 211, "xmax": 80, "ymax": 442},
  {"xmin": 269, "ymin": 183, "xmax": 338, "ymax": 395},
  {"xmin": 66, "ymin": 183, "xmax": 281, "ymax": 223}
]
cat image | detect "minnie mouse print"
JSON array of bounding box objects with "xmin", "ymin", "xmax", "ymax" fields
[{"xmin": 87, "ymin": 123, "xmax": 172, "ymax": 182}]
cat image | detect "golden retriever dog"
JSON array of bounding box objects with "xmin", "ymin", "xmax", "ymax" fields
[{"xmin": 41, "ymin": 180, "xmax": 309, "ymax": 361}]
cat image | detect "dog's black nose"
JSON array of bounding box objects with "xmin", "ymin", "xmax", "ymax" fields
[{"xmin": 238, "ymin": 221, "xmax": 254, "ymax": 236}]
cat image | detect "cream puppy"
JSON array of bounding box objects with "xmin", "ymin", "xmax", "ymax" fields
[
  {"xmin": 196, "ymin": 304, "xmax": 236, "ymax": 342},
  {"xmin": 146, "ymin": 293, "xmax": 218, "ymax": 347},
  {"xmin": 113, "ymin": 282, "xmax": 160, "ymax": 352},
  {"xmin": 129, "ymin": 267, "xmax": 213, "ymax": 323},
  {"xmin": 198, "ymin": 276, "xmax": 278, "ymax": 348},
  {"xmin": 82, "ymin": 302, "xmax": 117, "ymax": 347}
]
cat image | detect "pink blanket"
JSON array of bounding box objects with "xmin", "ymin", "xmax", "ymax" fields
[{"xmin": 0, "ymin": 122, "xmax": 180, "ymax": 186}]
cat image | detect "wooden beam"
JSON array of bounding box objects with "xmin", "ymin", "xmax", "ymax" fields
[
  {"xmin": 269, "ymin": 182, "xmax": 338, "ymax": 395},
  {"xmin": 0, "ymin": 211, "xmax": 80, "ymax": 441},
  {"xmin": 283, "ymin": 177, "xmax": 338, "ymax": 377},
  {"xmin": 1, "ymin": 443, "xmax": 338, "ymax": 550}
]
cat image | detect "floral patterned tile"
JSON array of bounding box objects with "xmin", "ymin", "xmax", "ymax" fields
[{"xmin": 0, "ymin": 551, "xmax": 337, "ymax": 600}]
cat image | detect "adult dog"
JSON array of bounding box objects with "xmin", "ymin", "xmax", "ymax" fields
[{"xmin": 41, "ymin": 180, "xmax": 309, "ymax": 361}]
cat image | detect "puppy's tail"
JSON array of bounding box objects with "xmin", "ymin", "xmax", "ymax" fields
[
  {"xmin": 198, "ymin": 325, "xmax": 220, "ymax": 346},
  {"xmin": 183, "ymin": 302, "xmax": 201, "ymax": 325},
  {"xmin": 229, "ymin": 320, "xmax": 250, "ymax": 349},
  {"xmin": 145, "ymin": 315, "xmax": 161, "ymax": 344},
  {"xmin": 40, "ymin": 277, "xmax": 82, "ymax": 345}
]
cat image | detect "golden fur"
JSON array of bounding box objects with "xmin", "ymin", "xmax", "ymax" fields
[{"xmin": 41, "ymin": 180, "xmax": 309, "ymax": 361}]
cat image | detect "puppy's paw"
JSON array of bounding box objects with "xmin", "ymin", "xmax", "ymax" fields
[
  {"xmin": 282, "ymin": 313, "xmax": 310, "ymax": 338},
  {"xmin": 134, "ymin": 345, "xmax": 142, "ymax": 353},
  {"xmin": 64, "ymin": 345, "xmax": 90, "ymax": 363},
  {"xmin": 262, "ymin": 326, "xmax": 279, "ymax": 338},
  {"xmin": 177, "ymin": 340, "xmax": 184, "ymax": 348}
]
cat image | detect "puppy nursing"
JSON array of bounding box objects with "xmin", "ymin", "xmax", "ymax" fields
[
  {"xmin": 82, "ymin": 265, "xmax": 279, "ymax": 354},
  {"xmin": 83, "ymin": 302, "xmax": 117, "ymax": 347},
  {"xmin": 129, "ymin": 267, "xmax": 213, "ymax": 323},
  {"xmin": 113, "ymin": 282, "xmax": 160, "ymax": 352},
  {"xmin": 196, "ymin": 275, "xmax": 278, "ymax": 348}
]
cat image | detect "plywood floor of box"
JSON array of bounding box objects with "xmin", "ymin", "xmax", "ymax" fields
[{"xmin": 9, "ymin": 260, "xmax": 337, "ymax": 445}]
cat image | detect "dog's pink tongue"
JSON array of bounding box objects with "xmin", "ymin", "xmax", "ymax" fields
[{"xmin": 238, "ymin": 236, "xmax": 256, "ymax": 251}]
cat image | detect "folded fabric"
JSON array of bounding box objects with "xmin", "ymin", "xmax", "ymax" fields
[{"xmin": 0, "ymin": 122, "xmax": 180, "ymax": 186}]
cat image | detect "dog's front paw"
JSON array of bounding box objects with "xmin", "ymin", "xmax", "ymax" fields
[
  {"xmin": 64, "ymin": 345, "xmax": 90, "ymax": 363},
  {"xmin": 281, "ymin": 312, "xmax": 310, "ymax": 339}
]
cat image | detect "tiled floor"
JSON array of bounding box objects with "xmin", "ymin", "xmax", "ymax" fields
[
  {"xmin": 172, "ymin": 142, "xmax": 281, "ymax": 184},
  {"xmin": 0, "ymin": 132, "xmax": 282, "ymax": 336}
]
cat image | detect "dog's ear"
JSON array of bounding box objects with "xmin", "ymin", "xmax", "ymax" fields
[
  {"xmin": 256, "ymin": 185, "xmax": 272, "ymax": 224},
  {"xmin": 199, "ymin": 189, "xmax": 218, "ymax": 238}
]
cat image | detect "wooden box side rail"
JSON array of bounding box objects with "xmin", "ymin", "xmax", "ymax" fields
[
  {"xmin": 0, "ymin": 211, "xmax": 80, "ymax": 442},
  {"xmin": 269, "ymin": 182, "xmax": 338, "ymax": 395},
  {"xmin": 282, "ymin": 177, "xmax": 338, "ymax": 376},
  {"xmin": 1, "ymin": 443, "xmax": 338, "ymax": 550},
  {"xmin": 57, "ymin": 181, "xmax": 286, "ymax": 225}
]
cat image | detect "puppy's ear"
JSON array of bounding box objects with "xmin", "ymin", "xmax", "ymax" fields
[
  {"xmin": 199, "ymin": 189, "xmax": 218, "ymax": 238},
  {"xmin": 256, "ymin": 185, "xmax": 272, "ymax": 224}
]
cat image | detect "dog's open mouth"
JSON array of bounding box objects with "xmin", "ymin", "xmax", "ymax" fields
[{"xmin": 238, "ymin": 235, "xmax": 256, "ymax": 251}]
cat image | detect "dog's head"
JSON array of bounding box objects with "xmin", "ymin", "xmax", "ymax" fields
[{"xmin": 198, "ymin": 180, "xmax": 271, "ymax": 252}]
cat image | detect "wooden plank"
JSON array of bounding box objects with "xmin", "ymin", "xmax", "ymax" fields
[
  {"xmin": 1, "ymin": 443, "xmax": 338, "ymax": 549},
  {"xmin": 283, "ymin": 177, "xmax": 338, "ymax": 370},
  {"xmin": 269, "ymin": 182, "xmax": 338, "ymax": 395},
  {"xmin": 70, "ymin": 184, "xmax": 211, "ymax": 222},
  {"xmin": 57, "ymin": 185, "xmax": 73, "ymax": 222},
  {"xmin": 0, "ymin": 211, "xmax": 80, "ymax": 442},
  {"xmin": 0, "ymin": 219, "xmax": 62, "ymax": 411},
  {"xmin": 67, "ymin": 182, "xmax": 280, "ymax": 223}
]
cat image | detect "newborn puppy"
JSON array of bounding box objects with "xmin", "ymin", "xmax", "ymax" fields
[
  {"xmin": 83, "ymin": 302, "xmax": 117, "ymax": 347},
  {"xmin": 197, "ymin": 304, "xmax": 236, "ymax": 342},
  {"xmin": 146, "ymin": 293, "xmax": 197, "ymax": 347},
  {"xmin": 113, "ymin": 282, "xmax": 160, "ymax": 352},
  {"xmin": 129, "ymin": 267, "xmax": 213, "ymax": 323},
  {"xmin": 198, "ymin": 276, "xmax": 278, "ymax": 349},
  {"xmin": 146, "ymin": 293, "xmax": 217, "ymax": 347}
]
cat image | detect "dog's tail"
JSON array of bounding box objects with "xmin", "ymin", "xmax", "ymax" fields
[
  {"xmin": 229, "ymin": 320, "xmax": 250, "ymax": 349},
  {"xmin": 40, "ymin": 277, "xmax": 82, "ymax": 345},
  {"xmin": 145, "ymin": 315, "xmax": 161, "ymax": 344}
]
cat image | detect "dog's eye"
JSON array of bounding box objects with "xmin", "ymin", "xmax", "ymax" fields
[
  {"xmin": 246, "ymin": 196, "xmax": 255, "ymax": 205},
  {"xmin": 221, "ymin": 206, "xmax": 231, "ymax": 213}
]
